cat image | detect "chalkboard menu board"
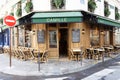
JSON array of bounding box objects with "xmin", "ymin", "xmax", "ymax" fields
[
  {"xmin": 37, "ymin": 30, "xmax": 45, "ymax": 43},
  {"xmin": 72, "ymin": 29, "xmax": 80, "ymax": 43}
]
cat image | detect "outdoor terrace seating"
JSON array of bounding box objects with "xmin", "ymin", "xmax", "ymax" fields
[
  {"xmin": 40, "ymin": 50, "xmax": 49, "ymax": 62},
  {"xmin": 103, "ymin": 45, "xmax": 114, "ymax": 57},
  {"xmin": 68, "ymin": 49, "xmax": 76, "ymax": 61},
  {"xmin": 85, "ymin": 48, "xmax": 93, "ymax": 59},
  {"xmin": 2, "ymin": 46, "xmax": 49, "ymax": 63},
  {"xmin": 114, "ymin": 45, "xmax": 120, "ymax": 54}
]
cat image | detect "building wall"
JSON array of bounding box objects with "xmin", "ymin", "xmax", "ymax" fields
[
  {"xmin": 69, "ymin": 22, "xmax": 90, "ymax": 49},
  {"xmin": 32, "ymin": 0, "xmax": 50, "ymax": 11},
  {"xmin": 0, "ymin": 0, "xmax": 120, "ymax": 21}
]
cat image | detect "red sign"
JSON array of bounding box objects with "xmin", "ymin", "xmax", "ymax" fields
[{"xmin": 4, "ymin": 15, "xmax": 16, "ymax": 27}]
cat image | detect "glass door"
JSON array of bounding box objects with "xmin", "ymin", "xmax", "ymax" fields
[{"xmin": 48, "ymin": 23, "xmax": 59, "ymax": 58}]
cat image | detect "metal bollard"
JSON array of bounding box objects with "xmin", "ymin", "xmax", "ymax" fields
[
  {"xmin": 102, "ymin": 53, "xmax": 104, "ymax": 63},
  {"xmin": 38, "ymin": 50, "xmax": 40, "ymax": 71}
]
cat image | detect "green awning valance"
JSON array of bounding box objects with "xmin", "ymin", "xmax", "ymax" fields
[
  {"xmin": 31, "ymin": 12, "xmax": 83, "ymax": 23},
  {"xmin": 2, "ymin": 25, "xmax": 9, "ymax": 30},
  {"xmin": 97, "ymin": 16, "xmax": 120, "ymax": 27}
]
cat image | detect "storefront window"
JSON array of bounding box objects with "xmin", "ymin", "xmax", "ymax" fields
[
  {"xmin": 25, "ymin": 30, "xmax": 31, "ymax": 47},
  {"xmin": 104, "ymin": 31, "xmax": 110, "ymax": 45},
  {"xmin": 18, "ymin": 28, "xmax": 24, "ymax": 46},
  {"xmin": 90, "ymin": 27, "xmax": 100, "ymax": 46},
  {"xmin": 49, "ymin": 30, "xmax": 57, "ymax": 48},
  {"xmin": 80, "ymin": 0, "xmax": 85, "ymax": 4}
]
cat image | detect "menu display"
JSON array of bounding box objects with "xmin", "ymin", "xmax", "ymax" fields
[
  {"xmin": 72, "ymin": 29, "xmax": 80, "ymax": 43},
  {"xmin": 37, "ymin": 30, "xmax": 45, "ymax": 43}
]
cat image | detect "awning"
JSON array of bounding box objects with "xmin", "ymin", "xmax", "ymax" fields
[
  {"xmin": 81, "ymin": 11, "xmax": 120, "ymax": 28},
  {"xmin": 0, "ymin": 25, "xmax": 9, "ymax": 30},
  {"xmin": 31, "ymin": 11, "xmax": 83, "ymax": 23},
  {"xmin": 97, "ymin": 16, "xmax": 120, "ymax": 28}
]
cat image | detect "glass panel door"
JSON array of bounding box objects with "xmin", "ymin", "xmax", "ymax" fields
[{"xmin": 48, "ymin": 23, "xmax": 59, "ymax": 58}]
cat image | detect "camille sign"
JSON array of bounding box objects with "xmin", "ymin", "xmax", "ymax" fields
[
  {"xmin": 46, "ymin": 18, "xmax": 67, "ymax": 22},
  {"xmin": 32, "ymin": 17, "xmax": 81, "ymax": 23}
]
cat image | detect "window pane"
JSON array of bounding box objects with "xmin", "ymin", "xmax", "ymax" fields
[
  {"xmin": 49, "ymin": 30, "xmax": 57, "ymax": 48},
  {"xmin": 80, "ymin": 0, "xmax": 84, "ymax": 4},
  {"xmin": 18, "ymin": 29, "xmax": 24, "ymax": 46},
  {"xmin": 90, "ymin": 27, "xmax": 100, "ymax": 46},
  {"xmin": 72, "ymin": 29, "xmax": 80, "ymax": 43}
]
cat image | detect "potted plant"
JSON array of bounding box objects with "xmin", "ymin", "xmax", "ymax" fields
[
  {"xmin": 115, "ymin": 12, "xmax": 120, "ymax": 20},
  {"xmin": 25, "ymin": 1, "xmax": 33, "ymax": 13},
  {"xmin": 0, "ymin": 18, "xmax": 3, "ymax": 25},
  {"xmin": 104, "ymin": 1, "xmax": 110, "ymax": 17},
  {"xmin": 115, "ymin": 7, "xmax": 120, "ymax": 20},
  {"xmin": 51, "ymin": 0, "xmax": 65, "ymax": 9},
  {"xmin": 16, "ymin": 8, "xmax": 22, "ymax": 17},
  {"xmin": 10, "ymin": 12, "xmax": 14, "ymax": 16},
  {"xmin": 104, "ymin": 8, "xmax": 110, "ymax": 17},
  {"xmin": 88, "ymin": 0, "xmax": 97, "ymax": 12}
]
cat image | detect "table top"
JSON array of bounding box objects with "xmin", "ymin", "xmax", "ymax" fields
[
  {"xmin": 94, "ymin": 48, "xmax": 105, "ymax": 52},
  {"xmin": 72, "ymin": 49, "xmax": 81, "ymax": 52},
  {"xmin": 115, "ymin": 45, "xmax": 120, "ymax": 48},
  {"xmin": 104, "ymin": 47, "xmax": 114, "ymax": 50}
]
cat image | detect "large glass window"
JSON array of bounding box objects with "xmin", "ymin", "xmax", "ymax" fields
[
  {"xmin": 104, "ymin": 31, "xmax": 110, "ymax": 45},
  {"xmin": 80, "ymin": 0, "xmax": 85, "ymax": 4},
  {"xmin": 18, "ymin": 29, "xmax": 24, "ymax": 46},
  {"xmin": 90, "ymin": 27, "xmax": 100, "ymax": 46},
  {"xmin": 49, "ymin": 30, "xmax": 57, "ymax": 48}
]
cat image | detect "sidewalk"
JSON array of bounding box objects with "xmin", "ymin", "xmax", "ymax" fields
[{"xmin": 0, "ymin": 53, "xmax": 119, "ymax": 76}]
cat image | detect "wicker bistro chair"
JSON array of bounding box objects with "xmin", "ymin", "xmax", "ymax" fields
[
  {"xmin": 14, "ymin": 48, "xmax": 20, "ymax": 58},
  {"xmin": 3, "ymin": 47, "xmax": 6, "ymax": 53},
  {"xmin": 17, "ymin": 47, "xmax": 25, "ymax": 60},
  {"xmin": 40, "ymin": 50, "xmax": 49, "ymax": 62},
  {"xmin": 28, "ymin": 48, "xmax": 35, "ymax": 60},
  {"xmin": 79, "ymin": 47, "xmax": 85, "ymax": 60},
  {"xmin": 3, "ymin": 47, "xmax": 10, "ymax": 54},
  {"xmin": 93, "ymin": 49, "xmax": 100, "ymax": 60},
  {"xmin": 104, "ymin": 47, "xmax": 111, "ymax": 57},
  {"xmin": 68, "ymin": 49, "xmax": 77, "ymax": 61},
  {"xmin": 85, "ymin": 49, "xmax": 93, "ymax": 59}
]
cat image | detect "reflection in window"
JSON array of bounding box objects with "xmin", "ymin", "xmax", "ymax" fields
[
  {"xmin": 80, "ymin": 0, "xmax": 85, "ymax": 4},
  {"xmin": 104, "ymin": 31, "xmax": 110, "ymax": 45},
  {"xmin": 90, "ymin": 27, "xmax": 100, "ymax": 46},
  {"xmin": 72, "ymin": 29, "xmax": 80, "ymax": 43},
  {"xmin": 18, "ymin": 29, "xmax": 24, "ymax": 46},
  {"xmin": 97, "ymin": 0, "xmax": 101, "ymax": 2},
  {"xmin": 49, "ymin": 30, "xmax": 57, "ymax": 48}
]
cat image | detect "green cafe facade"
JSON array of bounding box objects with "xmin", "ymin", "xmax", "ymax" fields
[{"xmin": 11, "ymin": 10, "xmax": 120, "ymax": 59}]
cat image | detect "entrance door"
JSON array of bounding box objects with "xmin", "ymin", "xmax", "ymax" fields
[
  {"xmin": 59, "ymin": 28, "xmax": 68, "ymax": 58},
  {"xmin": 47, "ymin": 23, "xmax": 68, "ymax": 59},
  {"xmin": 48, "ymin": 23, "xmax": 59, "ymax": 59}
]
